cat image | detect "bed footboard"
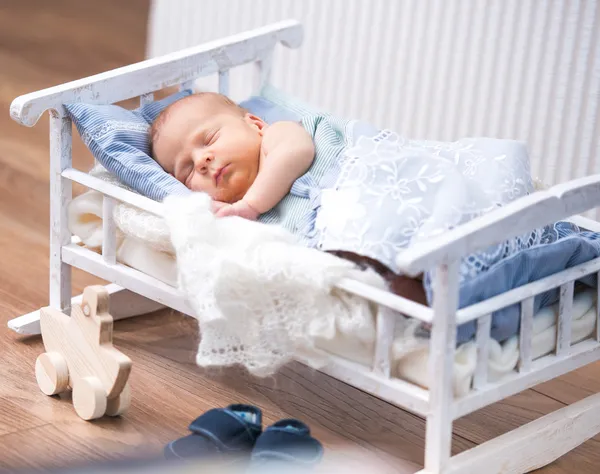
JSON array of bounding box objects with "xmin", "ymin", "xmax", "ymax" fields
[
  {"xmin": 394, "ymin": 176, "xmax": 600, "ymax": 472},
  {"xmin": 9, "ymin": 20, "xmax": 302, "ymax": 320}
]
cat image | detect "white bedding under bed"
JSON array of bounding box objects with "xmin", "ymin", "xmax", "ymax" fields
[{"xmin": 10, "ymin": 20, "xmax": 600, "ymax": 474}]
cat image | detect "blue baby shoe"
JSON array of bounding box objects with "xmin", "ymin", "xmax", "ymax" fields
[
  {"xmin": 248, "ymin": 419, "xmax": 324, "ymax": 471},
  {"xmin": 164, "ymin": 404, "xmax": 263, "ymax": 462}
]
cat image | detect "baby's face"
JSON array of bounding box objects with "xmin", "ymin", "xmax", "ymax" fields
[{"xmin": 152, "ymin": 98, "xmax": 265, "ymax": 203}]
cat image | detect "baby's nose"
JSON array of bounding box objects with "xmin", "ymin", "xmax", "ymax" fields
[{"xmin": 193, "ymin": 151, "xmax": 213, "ymax": 169}]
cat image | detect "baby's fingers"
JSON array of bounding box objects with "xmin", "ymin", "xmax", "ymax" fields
[
  {"xmin": 211, "ymin": 200, "xmax": 229, "ymax": 213},
  {"xmin": 215, "ymin": 205, "xmax": 236, "ymax": 218}
]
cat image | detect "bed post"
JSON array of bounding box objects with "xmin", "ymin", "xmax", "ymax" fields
[
  {"xmin": 49, "ymin": 113, "xmax": 72, "ymax": 313},
  {"xmin": 425, "ymin": 260, "xmax": 460, "ymax": 473}
]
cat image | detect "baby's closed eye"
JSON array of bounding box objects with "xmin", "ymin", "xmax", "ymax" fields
[
  {"xmin": 184, "ymin": 166, "xmax": 195, "ymax": 186},
  {"xmin": 205, "ymin": 129, "xmax": 219, "ymax": 145}
]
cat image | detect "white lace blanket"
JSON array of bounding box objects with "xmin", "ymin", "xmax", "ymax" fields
[
  {"xmin": 162, "ymin": 192, "xmax": 387, "ymax": 376},
  {"xmin": 317, "ymin": 131, "xmax": 540, "ymax": 280},
  {"xmin": 72, "ymin": 165, "xmax": 387, "ymax": 376}
]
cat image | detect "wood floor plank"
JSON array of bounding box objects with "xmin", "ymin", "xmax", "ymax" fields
[
  {"xmin": 533, "ymin": 362, "xmax": 600, "ymax": 404},
  {"xmin": 0, "ymin": 398, "xmax": 47, "ymax": 438},
  {"xmin": 113, "ymin": 311, "xmax": 476, "ymax": 466}
]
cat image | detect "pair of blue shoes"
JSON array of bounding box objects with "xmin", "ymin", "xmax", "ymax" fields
[{"xmin": 164, "ymin": 404, "xmax": 323, "ymax": 471}]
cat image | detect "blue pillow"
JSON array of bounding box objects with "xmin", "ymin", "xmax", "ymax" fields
[
  {"xmin": 423, "ymin": 222, "xmax": 600, "ymax": 344},
  {"xmin": 65, "ymin": 90, "xmax": 193, "ymax": 202}
]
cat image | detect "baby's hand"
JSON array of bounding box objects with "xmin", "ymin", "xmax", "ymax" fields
[
  {"xmin": 211, "ymin": 200, "xmax": 229, "ymax": 213},
  {"xmin": 214, "ymin": 200, "xmax": 260, "ymax": 220}
]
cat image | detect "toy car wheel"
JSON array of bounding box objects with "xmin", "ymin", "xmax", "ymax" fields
[
  {"xmin": 35, "ymin": 352, "xmax": 69, "ymax": 396},
  {"xmin": 73, "ymin": 376, "xmax": 107, "ymax": 421},
  {"xmin": 105, "ymin": 381, "xmax": 131, "ymax": 417}
]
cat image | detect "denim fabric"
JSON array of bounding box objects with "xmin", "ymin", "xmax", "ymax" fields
[{"xmin": 423, "ymin": 221, "xmax": 600, "ymax": 344}]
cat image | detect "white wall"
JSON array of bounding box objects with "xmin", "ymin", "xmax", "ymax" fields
[{"xmin": 147, "ymin": 0, "xmax": 599, "ymax": 204}]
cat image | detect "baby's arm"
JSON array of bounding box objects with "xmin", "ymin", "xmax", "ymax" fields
[
  {"xmin": 217, "ymin": 122, "xmax": 315, "ymax": 218},
  {"xmin": 244, "ymin": 121, "xmax": 315, "ymax": 213}
]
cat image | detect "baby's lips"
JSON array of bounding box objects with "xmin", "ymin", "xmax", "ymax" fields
[{"xmin": 214, "ymin": 164, "xmax": 230, "ymax": 185}]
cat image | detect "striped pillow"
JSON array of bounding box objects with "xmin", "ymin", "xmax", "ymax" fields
[{"xmin": 65, "ymin": 90, "xmax": 193, "ymax": 202}]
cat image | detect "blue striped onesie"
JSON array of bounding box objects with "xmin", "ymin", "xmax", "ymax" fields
[{"xmin": 257, "ymin": 113, "xmax": 355, "ymax": 247}]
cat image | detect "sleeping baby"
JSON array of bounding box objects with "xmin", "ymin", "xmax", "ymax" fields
[
  {"xmin": 149, "ymin": 92, "xmax": 315, "ymax": 220},
  {"xmin": 149, "ymin": 91, "xmax": 430, "ymax": 306},
  {"xmin": 149, "ymin": 91, "xmax": 535, "ymax": 314}
]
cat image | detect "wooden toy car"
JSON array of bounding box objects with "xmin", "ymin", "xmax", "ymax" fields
[{"xmin": 35, "ymin": 285, "xmax": 132, "ymax": 421}]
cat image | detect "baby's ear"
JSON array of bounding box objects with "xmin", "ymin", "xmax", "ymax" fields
[{"xmin": 244, "ymin": 113, "xmax": 267, "ymax": 135}]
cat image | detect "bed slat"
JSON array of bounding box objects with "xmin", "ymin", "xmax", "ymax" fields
[
  {"xmin": 455, "ymin": 339, "xmax": 600, "ymax": 420},
  {"xmin": 334, "ymin": 278, "xmax": 433, "ymax": 323},
  {"xmin": 372, "ymin": 306, "xmax": 397, "ymax": 378},
  {"xmin": 457, "ymin": 256, "xmax": 600, "ymax": 324},
  {"xmin": 180, "ymin": 80, "xmax": 195, "ymax": 91},
  {"xmin": 518, "ymin": 296, "xmax": 535, "ymax": 372},
  {"xmin": 102, "ymin": 196, "xmax": 117, "ymax": 265},
  {"xmin": 62, "ymin": 168, "xmax": 164, "ymax": 217},
  {"xmin": 473, "ymin": 314, "xmax": 492, "ymax": 390},
  {"xmin": 557, "ymin": 281, "xmax": 574, "ymax": 355},
  {"xmin": 253, "ymin": 52, "xmax": 273, "ymax": 95},
  {"xmin": 62, "ymin": 244, "xmax": 194, "ymax": 317},
  {"xmin": 49, "ymin": 114, "xmax": 73, "ymax": 313},
  {"xmin": 218, "ymin": 70, "xmax": 230, "ymax": 96}
]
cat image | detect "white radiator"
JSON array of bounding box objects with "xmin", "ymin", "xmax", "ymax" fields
[{"xmin": 147, "ymin": 0, "xmax": 600, "ymax": 212}]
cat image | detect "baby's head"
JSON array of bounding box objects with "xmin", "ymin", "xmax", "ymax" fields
[{"xmin": 150, "ymin": 92, "xmax": 266, "ymax": 203}]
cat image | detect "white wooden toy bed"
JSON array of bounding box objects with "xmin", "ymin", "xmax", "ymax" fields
[{"xmin": 9, "ymin": 20, "xmax": 600, "ymax": 474}]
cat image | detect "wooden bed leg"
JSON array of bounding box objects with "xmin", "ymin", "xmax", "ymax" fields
[
  {"xmin": 424, "ymin": 261, "xmax": 460, "ymax": 474},
  {"xmin": 49, "ymin": 114, "xmax": 73, "ymax": 314},
  {"xmin": 7, "ymin": 284, "xmax": 166, "ymax": 335}
]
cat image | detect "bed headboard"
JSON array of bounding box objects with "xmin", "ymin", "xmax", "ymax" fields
[
  {"xmin": 9, "ymin": 20, "xmax": 302, "ymax": 127},
  {"xmin": 7, "ymin": 20, "xmax": 303, "ymax": 314}
]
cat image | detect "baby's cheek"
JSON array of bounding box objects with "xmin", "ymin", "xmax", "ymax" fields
[
  {"xmin": 190, "ymin": 175, "xmax": 212, "ymax": 193},
  {"xmin": 211, "ymin": 187, "xmax": 235, "ymax": 204},
  {"xmin": 229, "ymin": 174, "xmax": 253, "ymax": 200}
]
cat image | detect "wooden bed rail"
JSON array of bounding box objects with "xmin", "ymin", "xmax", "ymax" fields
[
  {"xmin": 61, "ymin": 169, "xmax": 164, "ymax": 217},
  {"xmin": 396, "ymin": 173, "xmax": 600, "ymax": 277},
  {"xmin": 62, "ymin": 170, "xmax": 437, "ymax": 325},
  {"xmin": 9, "ymin": 20, "xmax": 302, "ymax": 127}
]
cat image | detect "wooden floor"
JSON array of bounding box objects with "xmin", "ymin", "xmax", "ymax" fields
[{"xmin": 1, "ymin": 1, "xmax": 600, "ymax": 472}]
